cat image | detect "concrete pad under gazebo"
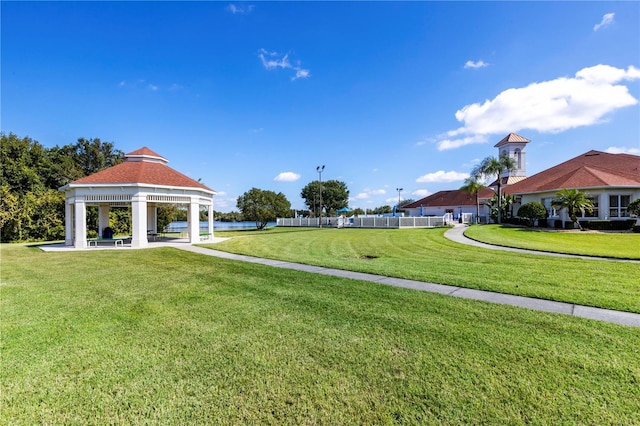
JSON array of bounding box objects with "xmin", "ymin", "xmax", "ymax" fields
[{"xmin": 59, "ymin": 147, "xmax": 216, "ymax": 249}]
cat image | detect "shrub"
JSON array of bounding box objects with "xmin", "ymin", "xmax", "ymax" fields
[
  {"xmin": 517, "ymin": 202, "xmax": 547, "ymax": 227},
  {"xmin": 633, "ymin": 225, "xmax": 640, "ymax": 233},
  {"xmin": 579, "ymin": 220, "xmax": 636, "ymax": 231}
]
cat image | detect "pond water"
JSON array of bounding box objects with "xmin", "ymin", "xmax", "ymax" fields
[{"xmin": 166, "ymin": 221, "xmax": 276, "ymax": 232}]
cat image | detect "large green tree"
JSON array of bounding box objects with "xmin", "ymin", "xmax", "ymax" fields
[
  {"xmin": 472, "ymin": 154, "xmax": 517, "ymax": 224},
  {"xmin": 237, "ymin": 188, "xmax": 291, "ymax": 230},
  {"xmin": 300, "ymin": 180, "xmax": 349, "ymax": 217},
  {"xmin": 0, "ymin": 132, "xmax": 126, "ymax": 242},
  {"xmin": 0, "ymin": 133, "xmax": 47, "ymax": 195},
  {"xmin": 551, "ymin": 188, "xmax": 594, "ymax": 230}
]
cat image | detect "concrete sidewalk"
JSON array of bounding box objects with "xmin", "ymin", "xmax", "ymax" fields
[{"xmin": 177, "ymin": 244, "xmax": 640, "ymax": 328}]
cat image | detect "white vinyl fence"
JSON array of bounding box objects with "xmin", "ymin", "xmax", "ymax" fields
[{"xmin": 277, "ymin": 215, "xmax": 450, "ymax": 229}]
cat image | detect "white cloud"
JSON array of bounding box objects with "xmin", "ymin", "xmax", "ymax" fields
[
  {"xmin": 259, "ymin": 49, "xmax": 310, "ymax": 81},
  {"xmin": 594, "ymin": 13, "xmax": 614, "ymax": 31},
  {"xmin": 259, "ymin": 49, "xmax": 291, "ymax": 70},
  {"xmin": 353, "ymin": 188, "xmax": 386, "ymax": 200},
  {"xmin": 274, "ymin": 172, "xmax": 301, "ymax": 182},
  {"xmin": 464, "ymin": 60, "xmax": 489, "ymax": 69},
  {"xmin": 605, "ymin": 146, "xmax": 640, "ymax": 155},
  {"xmin": 416, "ymin": 170, "xmax": 469, "ymax": 183},
  {"xmin": 413, "ymin": 189, "xmax": 431, "ymax": 198},
  {"xmin": 227, "ymin": 4, "xmax": 254, "ymax": 14},
  {"xmin": 436, "ymin": 64, "xmax": 640, "ymax": 150},
  {"xmin": 437, "ymin": 134, "xmax": 488, "ymax": 151},
  {"xmin": 385, "ymin": 196, "xmax": 401, "ymax": 204},
  {"xmin": 292, "ymin": 68, "xmax": 310, "ymax": 81}
]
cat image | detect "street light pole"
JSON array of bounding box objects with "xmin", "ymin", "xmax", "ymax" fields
[
  {"xmin": 317, "ymin": 165, "xmax": 325, "ymax": 228},
  {"xmin": 396, "ymin": 187, "xmax": 403, "ymax": 206}
]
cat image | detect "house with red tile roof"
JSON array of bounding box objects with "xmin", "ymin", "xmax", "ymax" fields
[
  {"xmin": 59, "ymin": 147, "xmax": 216, "ymax": 248},
  {"xmin": 404, "ymin": 133, "xmax": 640, "ymax": 225},
  {"xmin": 402, "ymin": 188, "xmax": 496, "ymax": 222},
  {"xmin": 506, "ymin": 150, "xmax": 640, "ymax": 225},
  {"xmin": 404, "ymin": 133, "xmax": 531, "ymax": 222}
]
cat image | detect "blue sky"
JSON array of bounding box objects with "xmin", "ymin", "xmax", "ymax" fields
[{"xmin": 2, "ymin": 1, "xmax": 639, "ymax": 212}]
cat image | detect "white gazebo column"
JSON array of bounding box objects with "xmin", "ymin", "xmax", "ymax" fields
[
  {"xmin": 188, "ymin": 198, "xmax": 200, "ymax": 244},
  {"xmin": 73, "ymin": 197, "xmax": 87, "ymax": 248},
  {"xmin": 131, "ymin": 194, "xmax": 148, "ymax": 248},
  {"xmin": 98, "ymin": 204, "xmax": 110, "ymax": 238},
  {"xmin": 65, "ymin": 199, "xmax": 74, "ymax": 246}
]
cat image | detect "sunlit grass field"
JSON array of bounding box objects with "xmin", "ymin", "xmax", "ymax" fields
[
  {"xmin": 210, "ymin": 227, "xmax": 640, "ymax": 313},
  {"xmin": 2, "ymin": 243, "xmax": 639, "ymax": 424},
  {"xmin": 464, "ymin": 224, "xmax": 640, "ymax": 259}
]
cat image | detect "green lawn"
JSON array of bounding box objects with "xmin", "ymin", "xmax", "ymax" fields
[
  {"xmin": 209, "ymin": 227, "xmax": 640, "ymax": 313},
  {"xmin": 2, "ymin": 244, "xmax": 639, "ymax": 424},
  {"xmin": 464, "ymin": 224, "xmax": 640, "ymax": 259}
]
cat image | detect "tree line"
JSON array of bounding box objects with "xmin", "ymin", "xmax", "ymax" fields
[
  {"xmin": 0, "ymin": 133, "xmax": 250, "ymax": 241},
  {"xmin": 2, "ymin": 131, "xmax": 416, "ymax": 239},
  {"xmin": 1, "ymin": 133, "xmax": 127, "ymax": 242}
]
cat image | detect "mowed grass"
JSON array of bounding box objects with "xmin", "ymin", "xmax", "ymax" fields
[
  {"xmin": 208, "ymin": 227, "xmax": 640, "ymax": 313},
  {"xmin": 2, "ymin": 244, "xmax": 639, "ymax": 424},
  {"xmin": 464, "ymin": 224, "xmax": 640, "ymax": 259}
]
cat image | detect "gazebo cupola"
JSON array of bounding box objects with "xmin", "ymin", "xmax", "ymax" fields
[{"xmin": 59, "ymin": 147, "xmax": 216, "ymax": 249}]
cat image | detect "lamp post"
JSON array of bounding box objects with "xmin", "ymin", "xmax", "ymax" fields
[
  {"xmin": 317, "ymin": 165, "xmax": 325, "ymax": 228},
  {"xmin": 396, "ymin": 187, "xmax": 403, "ymax": 206}
]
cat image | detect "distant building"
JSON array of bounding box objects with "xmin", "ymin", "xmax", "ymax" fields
[
  {"xmin": 404, "ymin": 133, "xmax": 640, "ymax": 225},
  {"xmin": 507, "ymin": 149, "xmax": 640, "ymax": 223}
]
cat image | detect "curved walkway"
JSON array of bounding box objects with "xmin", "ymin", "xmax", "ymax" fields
[
  {"xmin": 177, "ymin": 242, "xmax": 640, "ymax": 328},
  {"xmin": 444, "ymin": 223, "xmax": 640, "ymax": 263}
]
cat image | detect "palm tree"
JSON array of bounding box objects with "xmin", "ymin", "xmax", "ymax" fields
[
  {"xmin": 551, "ymin": 188, "xmax": 594, "ymax": 230},
  {"xmin": 460, "ymin": 177, "xmax": 484, "ymax": 224},
  {"xmin": 472, "ymin": 154, "xmax": 517, "ymax": 224}
]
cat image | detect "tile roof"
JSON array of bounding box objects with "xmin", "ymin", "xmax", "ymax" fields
[
  {"xmin": 403, "ymin": 187, "xmax": 495, "ymax": 208},
  {"xmin": 508, "ymin": 150, "xmax": 640, "ymax": 194},
  {"xmin": 70, "ymin": 148, "xmax": 214, "ymax": 192},
  {"xmin": 494, "ymin": 133, "xmax": 531, "ymax": 147},
  {"xmin": 125, "ymin": 147, "xmax": 168, "ymax": 162}
]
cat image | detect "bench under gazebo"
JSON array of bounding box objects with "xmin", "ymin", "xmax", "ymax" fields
[{"xmin": 59, "ymin": 147, "xmax": 215, "ymax": 249}]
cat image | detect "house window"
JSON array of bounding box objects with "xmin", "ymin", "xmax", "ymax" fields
[
  {"xmin": 582, "ymin": 196, "xmax": 598, "ymax": 218},
  {"xmin": 514, "ymin": 148, "xmax": 522, "ymax": 169},
  {"xmin": 542, "ymin": 198, "xmax": 557, "ymax": 217},
  {"xmin": 609, "ymin": 195, "xmax": 630, "ymax": 217}
]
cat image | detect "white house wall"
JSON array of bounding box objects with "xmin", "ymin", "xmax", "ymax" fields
[{"xmin": 519, "ymin": 187, "xmax": 640, "ymax": 222}]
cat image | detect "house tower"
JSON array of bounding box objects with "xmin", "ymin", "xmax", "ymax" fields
[{"xmin": 494, "ymin": 133, "xmax": 530, "ymax": 178}]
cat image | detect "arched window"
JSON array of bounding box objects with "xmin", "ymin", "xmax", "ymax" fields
[{"xmin": 514, "ymin": 148, "xmax": 522, "ymax": 169}]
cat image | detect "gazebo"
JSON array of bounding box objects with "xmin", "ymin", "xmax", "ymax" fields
[{"xmin": 59, "ymin": 147, "xmax": 216, "ymax": 248}]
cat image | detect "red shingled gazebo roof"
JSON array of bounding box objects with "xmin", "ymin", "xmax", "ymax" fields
[{"xmin": 71, "ymin": 147, "xmax": 214, "ymax": 192}]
